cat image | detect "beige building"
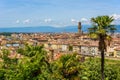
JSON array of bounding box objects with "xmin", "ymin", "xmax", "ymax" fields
[{"xmin": 114, "ymin": 47, "xmax": 120, "ymax": 57}]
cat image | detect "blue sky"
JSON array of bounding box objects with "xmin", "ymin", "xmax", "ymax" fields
[{"xmin": 0, "ymin": 0, "xmax": 120, "ymax": 27}]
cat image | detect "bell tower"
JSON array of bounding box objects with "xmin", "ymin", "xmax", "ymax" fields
[{"xmin": 78, "ymin": 22, "xmax": 82, "ymax": 34}]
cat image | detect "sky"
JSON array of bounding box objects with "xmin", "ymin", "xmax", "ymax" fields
[{"xmin": 0, "ymin": 0, "xmax": 120, "ymax": 27}]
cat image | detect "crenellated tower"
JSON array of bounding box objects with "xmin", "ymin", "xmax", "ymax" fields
[{"xmin": 78, "ymin": 22, "xmax": 82, "ymax": 34}]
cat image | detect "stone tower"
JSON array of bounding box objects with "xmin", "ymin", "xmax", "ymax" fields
[{"xmin": 78, "ymin": 22, "xmax": 82, "ymax": 34}]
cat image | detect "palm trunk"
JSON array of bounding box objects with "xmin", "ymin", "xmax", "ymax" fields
[
  {"xmin": 101, "ymin": 50, "xmax": 104, "ymax": 80},
  {"xmin": 99, "ymin": 35, "xmax": 105, "ymax": 80}
]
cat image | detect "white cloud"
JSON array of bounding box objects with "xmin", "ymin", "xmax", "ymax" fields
[
  {"xmin": 44, "ymin": 18, "xmax": 52, "ymax": 23},
  {"xmin": 110, "ymin": 14, "xmax": 120, "ymax": 24},
  {"xmin": 70, "ymin": 18, "xmax": 90, "ymax": 25},
  {"xmin": 71, "ymin": 18, "xmax": 78, "ymax": 24},
  {"xmin": 23, "ymin": 19, "xmax": 30, "ymax": 24},
  {"xmin": 111, "ymin": 14, "xmax": 120, "ymax": 20},
  {"xmin": 80, "ymin": 18, "xmax": 90, "ymax": 24},
  {"xmin": 80, "ymin": 18, "xmax": 88, "ymax": 22},
  {"xmin": 16, "ymin": 20, "xmax": 20, "ymax": 24}
]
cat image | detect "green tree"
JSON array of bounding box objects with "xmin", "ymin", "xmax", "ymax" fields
[
  {"xmin": 16, "ymin": 45, "xmax": 50, "ymax": 80},
  {"xmin": 83, "ymin": 58, "xmax": 120, "ymax": 80},
  {"xmin": 0, "ymin": 49, "xmax": 19, "ymax": 80},
  {"xmin": 88, "ymin": 15, "xmax": 116, "ymax": 80},
  {"xmin": 68, "ymin": 45, "xmax": 73, "ymax": 51},
  {"xmin": 17, "ymin": 45, "xmax": 44, "ymax": 57},
  {"xmin": 51, "ymin": 53, "xmax": 85, "ymax": 80}
]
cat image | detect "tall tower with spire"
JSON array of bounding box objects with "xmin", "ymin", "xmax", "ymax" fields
[{"xmin": 78, "ymin": 22, "xmax": 82, "ymax": 34}]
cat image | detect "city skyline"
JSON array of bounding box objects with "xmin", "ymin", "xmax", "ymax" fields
[{"xmin": 0, "ymin": 0, "xmax": 120, "ymax": 27}]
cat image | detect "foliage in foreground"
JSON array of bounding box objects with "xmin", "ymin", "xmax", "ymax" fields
[
  {"xmin": 88, "ymin": 15, "xmax": 116, "ymax": 80},
  {"xmin": 0, "ymin": 45, "xmax": 120, "ymax": 80}
]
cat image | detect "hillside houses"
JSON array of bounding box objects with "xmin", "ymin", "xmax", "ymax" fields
[{"xmin": 0, "ymin": 33, "xmax": 120, "ymax": 58}]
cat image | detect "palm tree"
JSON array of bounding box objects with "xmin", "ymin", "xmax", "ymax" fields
[
  {"xmin": 88, "ymin": 15, "xmax": 116, "ymax": 80},
  {"xmin": 51, "ymin": 53, "xmax": 83, "ymax": 80},
  {"xmin": 17, "ymin": 45, "xmax": 45, "ymax": 57},
  {"xmin": 16, "ymin": 45, "xmax": 50, "ymax": 80}
]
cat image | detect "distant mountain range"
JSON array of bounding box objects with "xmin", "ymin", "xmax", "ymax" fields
[{"xmin": 0, "ymin": 25, "xmax": 120, "ymax": 33}]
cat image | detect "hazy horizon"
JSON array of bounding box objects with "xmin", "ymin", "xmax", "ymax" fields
[{"xmin": 0, "ymin": 25, "xmax": 120, "ymax": 33}]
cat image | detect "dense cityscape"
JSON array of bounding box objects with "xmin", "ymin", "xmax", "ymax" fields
[
  {"xmin": 0, "ymin": 21, "xmax": 120, "ymax": 79},
  {"xmin": 0, "ymin": 0, "xmax": 120, "ymax": 80},
  {"xmin": 0, "ymin": 22, "xmax": 120, "ymax": 59}
]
